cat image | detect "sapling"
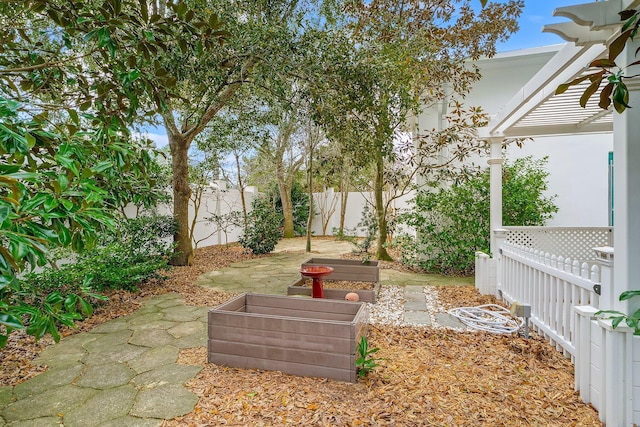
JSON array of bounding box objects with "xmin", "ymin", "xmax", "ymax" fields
[{"xmin": 356, "ymin": 336, "xmax": 386, "ymax": 378}]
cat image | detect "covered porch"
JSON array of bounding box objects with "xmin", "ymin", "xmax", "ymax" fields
[{"xmin": 475, "ymin": 0, "xmax": 640, "ymax": 424}]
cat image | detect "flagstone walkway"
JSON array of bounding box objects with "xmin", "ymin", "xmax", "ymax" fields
[{"xmin": 0, "ymin": 239, "xmax": 464, "ymax": 426}]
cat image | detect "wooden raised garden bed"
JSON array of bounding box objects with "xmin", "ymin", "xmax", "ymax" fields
[
  {"xmin": 287, "ymin": 258, "xmax": 380, "ymax": 303},
  {"xmin": 208, "ymin": 293, "xmax": 369, "ymax": 382}
]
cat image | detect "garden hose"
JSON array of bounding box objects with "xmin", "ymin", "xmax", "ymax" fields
[{"xmin": 448, "ymin": 304, "xmax": 523, "ymax": 334}]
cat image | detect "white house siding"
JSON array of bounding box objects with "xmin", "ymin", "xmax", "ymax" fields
[
  {"xmin": 416, "ymin": 44, "xmax": 613, "ymax": 227},
  {"xmin": 505, "ymin": 134, "xmax": 612, "ymax": 227}
]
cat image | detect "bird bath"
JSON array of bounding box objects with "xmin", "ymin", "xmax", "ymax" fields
[{"xmin": 300, "ymin": 265, "xmax": 334, "ymax": 298}]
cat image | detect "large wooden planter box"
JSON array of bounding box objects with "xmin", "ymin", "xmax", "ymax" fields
[
  {"xmin": 208, "ymin": 293, "xmax": 369, "ymax": 382},
  {"xmin": 287, "ymin": 258, "xmax": 380, "ymax": 303}
]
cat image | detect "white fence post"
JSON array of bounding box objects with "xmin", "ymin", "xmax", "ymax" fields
[
  {"xmin": 599, "ymin": 318, "xmax": 635, "ymax": 426},
  {"xmin": 494, "ymin": 228, "xmax": 509, "ymax": 299},
  {"xmin": 573, "ymin": 306, "xmax": 599, "ymax": 402},
  {"xmin": 475, "ymin": 252, "xmax": 489, "ymax": 294},
  {"xmin": 593, "ymin": 247, "xmax": 614, "ymax": 309}
]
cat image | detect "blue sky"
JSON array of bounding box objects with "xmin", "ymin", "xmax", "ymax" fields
[{"xmin": 496, "ymin": 0, "xmax": 589, "ymax": 52}]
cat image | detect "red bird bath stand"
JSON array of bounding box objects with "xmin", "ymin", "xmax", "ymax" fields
[{"xmin": 299, "ymin": 266, "xmax": 334, "ymax": 298}]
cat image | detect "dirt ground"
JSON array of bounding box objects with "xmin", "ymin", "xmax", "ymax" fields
[{"xmin": 0, "ymin": 243, "xmax": 602, "ymax": 426}]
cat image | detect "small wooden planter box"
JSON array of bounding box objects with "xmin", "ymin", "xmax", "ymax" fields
[
  {"xmin": 287, "ymin": 258, "xmax": 380, "ymax": 303},
  {"xmin": 208, "ymin": 293, "xmax": 369, "ymax": 382}
]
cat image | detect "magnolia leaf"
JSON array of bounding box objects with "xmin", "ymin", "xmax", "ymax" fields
[
  {"xmin": 580, "ymin": 77, "xmax": 602, "ymax": 108},
  {"xmin": 589, "ymin": 58, "xmax": 617, "ymax": 68},
  {"xmin": 619, "ymin": 290, "xmax": 640, "ymax": 301},
  {"xmin": 556, "ymin": 74, "xmax": 593, "ymax": 95},
  {"xmin": 621, "ymin": 11, "xmax": 639, "ymax": 32},
  {"xmin": 613, "ymin": 83, "xmax": 631, "ymax": 113},
  {"xmin": 609, "ymin": 30, "xmax": 633, "ymax": 62},
  {"xmin": 599, "ymin": 83, "xmax": 614, "ymax": 109},
  {"xmin": 79, "ymin": 298, "xmax": 93, "ymax": 316},
  {"xmin": 0, "ymin": 314, "xmax": 23, "ymax": 330},
  {"xmin": 612, "ymin": 316, "xmax": 625, "ymax": 329},
  {"xmin": 0, "ymin": 204, "xmax": 10, "ymax": 224}
]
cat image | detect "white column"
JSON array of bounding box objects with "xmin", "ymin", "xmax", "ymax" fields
[
  {"xmin": 488, "ymin": 137, "xmax": 504, "ymax": 257},
  {"xmin": 613, "ymin": 36, "xmax": 640, "ymax": 314}
]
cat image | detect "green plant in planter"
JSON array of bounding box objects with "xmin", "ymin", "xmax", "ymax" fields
[
  {"xmin": 596, "ymin": 290, "xmax": 640, "ymax": 335},
  {"xmin": 356, "ymin": 336, "xmax": 386, "ymax": 378}
]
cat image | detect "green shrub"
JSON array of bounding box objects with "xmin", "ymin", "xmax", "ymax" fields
[
  {"xmin": 239, "ymin": 194, "xmax": 283, "ymax": 254},
  {"xmin": 22, "ymin": 216, "xmax": 177, "ymax": 292},
  {"xmin": 395, "ymin": 157, "xmax": 558, "ymax": 275},
  {"xmin": 8, "ymin": 214, "xmax": 176, "ymax": 344}
]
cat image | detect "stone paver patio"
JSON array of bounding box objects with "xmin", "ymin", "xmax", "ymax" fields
[{"xmin": 0, "ymin": 239, "xmax": 464, "ymax": 426}]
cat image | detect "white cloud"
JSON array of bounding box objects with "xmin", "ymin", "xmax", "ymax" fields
[{"xmin": 135, "ymin": 132, "xmax": 169, "ymax": 149}]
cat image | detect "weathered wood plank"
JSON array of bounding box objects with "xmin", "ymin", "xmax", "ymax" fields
[
  {"xmin": 246, "ymin": 305, "xmax": 355, "ymax": 321},
  {"xmin": 302, "ymin": 257, "xmax": 380, "ymax": 282},
  {"xmin": 286, "ymin": 286, "xmax": 377, "ymax": 303},
  {"xmin": 208, "ymin": 339, "xmax": 353, "ymax": 369},
  {"xmin": 214, "ymin": 294, "xmax": 247, "ymax": 312},
  {"xmin": 209, "ymin": 324, "xmax": 354, "ymax": 353},
  {"xmin": 246, "ymin": 293, "xmax": 360, "ymax": 316},
  {"xmin": 208, "ymin": 311, "xmax": 354, "ymax": 338},
  {"xmin": 208, "ymin": 293, "xmax": 368, "ymax": 383},
  {"xmin": 208, "ymin": 353, "xmax": 356, "ymax": 382}
]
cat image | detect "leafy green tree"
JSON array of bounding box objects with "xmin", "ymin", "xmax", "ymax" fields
[
  {"xmin": 252, "ymin": 104, "xmax": 309, "ymax": 238},
  {"xmin": 150, "ymin": 0, "xmax": 338, "ymax": 263},
  {"xmin": 196, "ymin": 104, "xmax": 265, "ymax": 227},
  {"xmin": 395, "ymin": 157, "xmax": 558, "ymax": 275},
  {"xmin": 308, "ymin": 0, "xmax": 522, "ymax": 261},
  {"xmin": 0, "ymin": 0, "xmax": 226, "ymax": 345},
  {"xmin": 311, "ymin": 139, "xmax": 357, "ymax": 236}
]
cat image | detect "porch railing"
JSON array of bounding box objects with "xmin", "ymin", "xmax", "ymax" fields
[
  {"xmin": 504, "ymin": 226, "xmax": 613, "ymax": 263},
  {"xmin": 474, "ymin": 226, "xmax": 640, "ymax": 424},
  {"xmin": 499, "ymin": 242, "xmax": 601, "ymax": 358}
]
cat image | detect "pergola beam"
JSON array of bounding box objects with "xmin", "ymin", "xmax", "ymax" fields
[
  {"xmin": 486, "ymin": 43, "xmax": 607, "ymax": 137},
  {"xmin": 553, "ymin": 0, "xmax": 640, "ymax": 30}
]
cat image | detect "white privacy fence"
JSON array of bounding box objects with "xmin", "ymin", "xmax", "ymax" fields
[{"xmin": 132, "ymin": 188, "xmax": 409, "ymax": 247}]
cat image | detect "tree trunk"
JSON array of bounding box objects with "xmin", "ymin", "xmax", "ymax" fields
[
  {"xmin": 189, "ymin": 185, "xmax": 203, "ymax": 250},
  {"xmin": 279, "ymin": 181, "xmax": 295, "ymax": 238},
  {"xmin": 234, "ymin": 151, "xmax": 248, "ymax": 227},
  {"xmin": 338, "ymin": 167, "xmax": 350, "ymax": 236},
  {"xmin": 374, "ymin": 151, "xmax": 393, "ymax": 261},
  {"xmin": 306, "ymin": 145, "xmax": 313, "ymax": 252},
  {"xmin": 277, "ymin": 160, "xmax": 295, "ymax": 237},
  {"xmin": 339, "ymin": 191, "xmax": 348, "ymax": 236},
  {"xmin": 168, "ymin": 132, "xmax": 194, "ymax": 266}
]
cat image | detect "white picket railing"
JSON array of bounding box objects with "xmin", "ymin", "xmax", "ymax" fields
[
  {"xmin": 499, "ymin": 242, "xmax": 601, "ymax": 358},
  {"xmin": 476, "ymin": 227, "xmax": 638, "ymax": 425}
]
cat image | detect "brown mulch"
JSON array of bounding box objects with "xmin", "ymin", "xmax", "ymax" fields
[
  {"xmin": 0, "ymin": 243, "xmax": 256, "ymax": 387},
  {"xmin": 0, "ymin": 241, "xmax": 601, "ymax": 426},
  {"xmin": 167, "ymin": 326, "xmax": 598, "ymax": 427}
]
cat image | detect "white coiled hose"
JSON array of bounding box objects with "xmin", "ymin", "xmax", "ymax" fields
[{"xmin": 448, "ymin": 304, "xmax": 523, "ymax": 334}]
